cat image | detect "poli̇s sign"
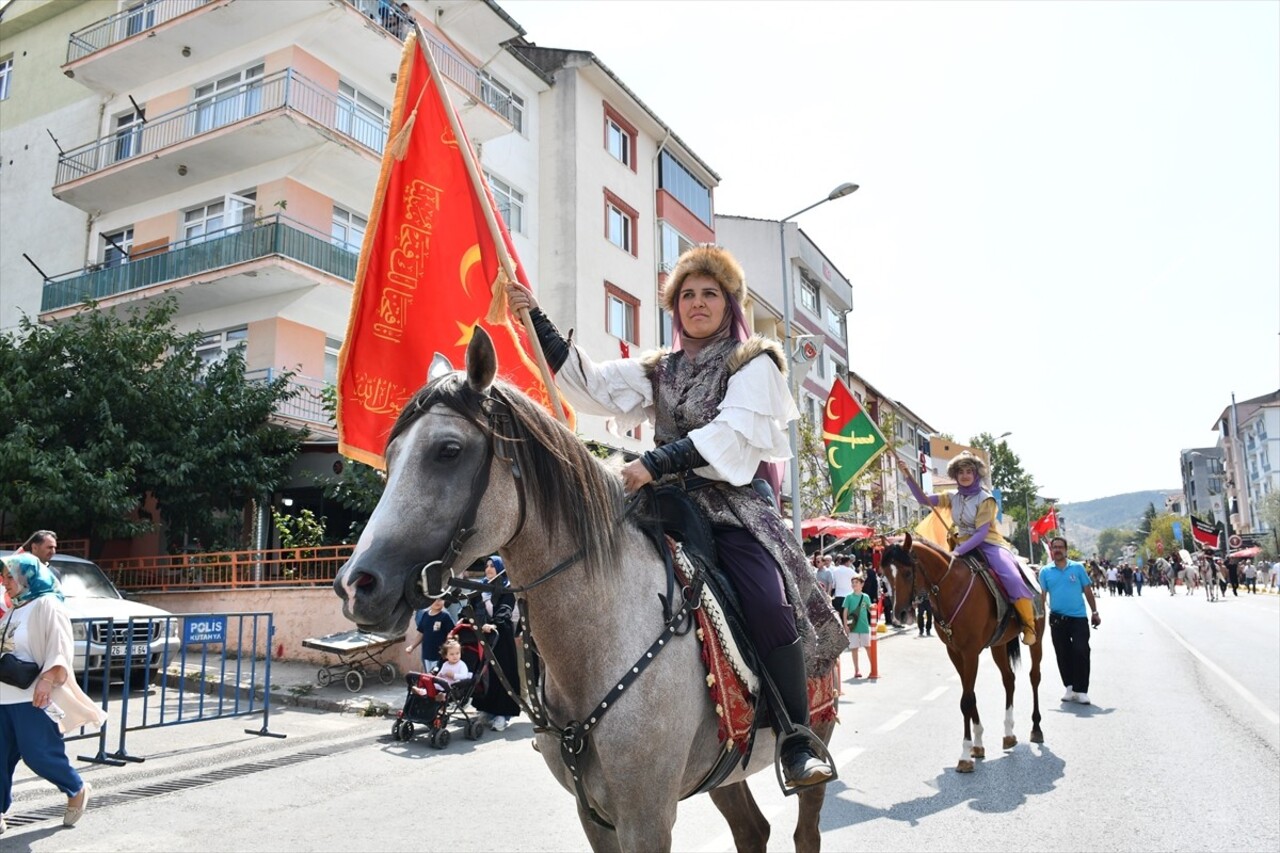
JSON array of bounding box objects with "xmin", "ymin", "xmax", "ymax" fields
[{"xmin": 184, "ymin": 615, "xmax": 227, "ymax": 646}]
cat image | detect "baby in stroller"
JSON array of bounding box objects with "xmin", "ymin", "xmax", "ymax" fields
[{"xmin": 392, "ymin": 622, "xmax": 489, "ymax": 747}]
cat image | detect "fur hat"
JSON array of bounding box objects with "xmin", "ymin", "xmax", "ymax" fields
[
  {"xmin": 661, "ymin": 245, "xmax": 746, "ymax": 313},
  {"xmin": 946, "ymin": 451, "xmax": 988, "ymax": 481}
]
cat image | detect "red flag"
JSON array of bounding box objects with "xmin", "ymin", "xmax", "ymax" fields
[
  {"xmin": 337, "ymin": 33, "xmax": 570, "ymax": 469},
  {"xmin": 1030, "ymin": 508, "xmax": 1059, "ymax": 543}
]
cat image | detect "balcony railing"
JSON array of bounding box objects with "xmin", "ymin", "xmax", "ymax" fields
[
  {"xmin": 245, "ymin": 370, "xmax": 334, "ymax": 430},
  {"xmin": 55, "ymin": 68, "xmax": 388, "ymax": 186},
  {"xmin": 67, "ymin": 0, "xmax": 214, "ymax": 63},
  {"xmin": 43, "ymin": 215, "xmax": 358, "ymax": 313}
]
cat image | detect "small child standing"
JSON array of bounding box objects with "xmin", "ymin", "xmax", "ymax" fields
[{"xmin": 843, "ymin": 576, "xmax": 873, "ymax": 678}]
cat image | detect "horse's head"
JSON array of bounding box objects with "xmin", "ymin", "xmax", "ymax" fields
[
  {"xmin": 879, "ymin": 533, "xmax": 919, "ymax": 623},
  {"xmin": 333, "ymin": 328, "xmax": 523, "ymax": 633}
]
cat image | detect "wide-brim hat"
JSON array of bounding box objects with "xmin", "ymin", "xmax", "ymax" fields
[
  {"xmin": 660, "ymin": 245, "xmax": 746, "ymax": 313},
  {"xmin": 946, "ymin": 451, "xmax": 988, "ymax": 481}
]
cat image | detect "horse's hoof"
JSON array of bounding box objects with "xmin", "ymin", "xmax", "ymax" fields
[
  {"xmin": 956, "ymin": 760, "xmax": 975, "ymax": 773},
  {"xmin": 1002, "ymin": 736, "xmax": 1017, "ymax": 750},
  {"xmin": 970, "ymin": 746, "xmax": 985, "ymax": 759},
  {"xmin": 1030, "ymin": 731, "xmax": 1044, "ymax": 744}
]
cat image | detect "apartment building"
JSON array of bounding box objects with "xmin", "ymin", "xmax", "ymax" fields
[
  {"xmin": 509, "ymin": 43, "xmax": 719, "ymax": 451},
  {"xmin": 1179, "ymin": 446, "xmax": 1224, "ymax": 520},
  {"xmin": 1215, "ymin": 390, "xmax": 1280, "ymax": 536}
]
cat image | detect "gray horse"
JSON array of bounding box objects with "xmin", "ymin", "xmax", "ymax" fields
[{"xmin": 334, "ymin": 329, "xmax": 834, "ymax": 853}]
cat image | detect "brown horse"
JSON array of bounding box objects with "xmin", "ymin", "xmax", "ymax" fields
[{"xmin": 880, "ymin": 533, "xmax": 1044, "ymax": 772}]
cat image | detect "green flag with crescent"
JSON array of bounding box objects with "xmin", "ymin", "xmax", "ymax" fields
[{"xmin": 822, "ymin": 378, "xmax": 888, "ymax": 513}]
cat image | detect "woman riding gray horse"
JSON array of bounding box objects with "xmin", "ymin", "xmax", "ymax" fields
[{"xmin": 506, "ymin": 244, "xmax": 845, "ymax": 787}]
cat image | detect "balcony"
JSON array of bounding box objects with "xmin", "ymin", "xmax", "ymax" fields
[
  {"xmin": 54, "ymin": 69, "xmax": 385, "ymax": 213},
  {"xmin": 245, "ymin": 370, "xmax": 336, "ymax": 438},
  {"xmin": 42, "ymin": 214, "xmax": 356, "ymax": 315},
  {"xmin": 64, "ymin": 0, "xmax": 515, "ymax": 143}
]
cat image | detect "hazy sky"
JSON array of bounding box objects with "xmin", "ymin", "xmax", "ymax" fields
[{"xmin": 504, "ymin": 0, "xmax": 1279, "ymax": 502}]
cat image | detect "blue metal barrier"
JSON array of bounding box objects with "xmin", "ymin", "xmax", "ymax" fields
[{"xmin": 66, "ymin": 612, "xmax": 284, "ymax": 766}]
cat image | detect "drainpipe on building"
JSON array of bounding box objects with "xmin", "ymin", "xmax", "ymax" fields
[{"xmin": 651, "ymin": 129, "xmax": 671, "ymax": 340}]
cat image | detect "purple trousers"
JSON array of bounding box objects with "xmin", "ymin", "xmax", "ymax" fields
[
  {"xmin": 714, "ymin": 527, "xmax": 799, "ymax": 655},
  {"xmin": 976, "ymin": 542, "xmax": 1033, "ymax": 599}
]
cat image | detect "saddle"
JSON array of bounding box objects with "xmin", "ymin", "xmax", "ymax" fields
[
  {"xmin": 956, "ymin": 553, "xmax": 1044, "ymax": 648},
  {"xmin": 638, "ymin": 486, "xmax": 839, "ymax": 758}
]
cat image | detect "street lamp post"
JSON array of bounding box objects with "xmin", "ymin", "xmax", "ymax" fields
[{"xmin": 778, "ymin": 182, "xmax": 859, "ymax": 542}]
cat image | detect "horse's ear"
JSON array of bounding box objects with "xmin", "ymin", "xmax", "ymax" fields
[
  {"xmin": 903, "ymin": 532, "xmax": 913, "ymax": 549},
  {"xmin": 465, "ymin": 326, "xmax": 497, "ymax": 394},
  {"xmin": 427, "ymin": 352, "xmax": 454, "ymax": 383}
]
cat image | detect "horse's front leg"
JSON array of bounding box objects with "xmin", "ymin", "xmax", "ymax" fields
[
  {"xmin": 1029, "ymin": 625, "xmax": 1044, "ymax": 744},
  {"xmin": 709, "ymin": 782, "xmax": 770, "ymax": 853},
  {"xmin": 992, "ymin": 642, "xmax": 1017, "ymax": 750},
  {"xmin": 792, "ymin": 715, "xmax": 835, "ymax": 853},
  {"xmin": 948, "ymin": 646, "xmax": 979, "ymax": 772}
]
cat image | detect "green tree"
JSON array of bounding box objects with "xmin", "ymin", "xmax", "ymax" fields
[
  {"xmin": 1096, "ymin": 527, "xmax": 1138, "ymax": 562},
  {"xmin": 1143, "ymin": 513, "xmax": 1185, "ymax": 562},
  {"xmin": 1136, "ymin": 503, "xmax": 1158, "ymax": 542},
  {"xmin": 1255, "ymin": 492, "xmax": 1280, "ymax": 558},
  {"xmin": 970, "ymin": 432, "xmax": 1046, "ymax": 558},
  {"xmin": 0, "ymin": 298, "xmax": 305, "ymax": 553},
  {"xmin": 313, "ymin": 385, "xmax": 385, "ymax": 542}
]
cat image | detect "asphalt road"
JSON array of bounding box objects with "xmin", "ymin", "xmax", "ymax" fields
[{"xmin": 6, "ymin": 586, "xmax": 1278, "ymax": 852}]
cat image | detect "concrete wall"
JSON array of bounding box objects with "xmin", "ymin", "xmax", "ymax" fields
[{"xmin": 134, "ymin": 587, "xmax": 419, "ymax": 675}]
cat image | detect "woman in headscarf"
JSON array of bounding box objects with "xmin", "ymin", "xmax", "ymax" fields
[
  {"xmin": 470, "ymin": 556, "xmax": 521, "ymax": 732},
  {"xmin": 0, "ymin": 553, "xmax": 106, "ymax": 832},
  {"xmin": 897, "ymin": 452, "xmax": 1038, "ymax": 644},
  {"xmin": 505, "ymin": 245, "xmax": 845, "ymax": 788}
]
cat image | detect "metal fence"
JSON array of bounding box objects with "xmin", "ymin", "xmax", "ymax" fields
[
  {"xmin": 101, "ymin": 546, "xmax": 353, "ymax": 592},
  {"xmin": 42, "ymin": 214, "xmax": 357, "ymax": 313},
  {"xmin": 67, "ymin": 611, "xmax": 282, "ymax": 766},
  {"xmin": 55, "ymin": 67, "xmax": 387, "ymax": 186}
]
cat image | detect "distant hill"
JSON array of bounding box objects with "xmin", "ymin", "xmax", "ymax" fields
[{"xmin": 1057, "ymin": 490, "xmax": 1179, "ymax": 557}]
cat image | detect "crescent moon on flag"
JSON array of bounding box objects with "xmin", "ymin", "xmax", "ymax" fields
[
  {"xmin": 459, "ymin": 244, "xmax": 482, "ymax": 297},
  {"xmin": 825, "ymin": 397, "xmax": 838, "ymax": 421},
  {"xmin": 827, "ymin": 446, "xmax": 841, "ymax": 469}
]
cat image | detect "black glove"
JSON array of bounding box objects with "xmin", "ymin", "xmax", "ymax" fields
[
  {"xmin": 529, "ymin": 308, "xmax": 569, "ymax": 372},
  {"xmin": 639, "ymin": 437, "xmax": 707, "ymax": 480}
]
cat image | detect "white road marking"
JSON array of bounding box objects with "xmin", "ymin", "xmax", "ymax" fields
[
  {"xmin": 922, "ymin": 686, "xmax": 949, "ymax": 702},
  {"xmin": 1141, "ymin": 602, "xmax": 1279, "ymax": 726},
  {"xmin": 875, "ymin": 709, "xmax": 918, "ymax": 733}
]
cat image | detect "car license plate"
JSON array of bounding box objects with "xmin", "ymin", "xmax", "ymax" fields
[{"xmin": 113, "ymin": 644, "xmax": 150, "ymax": 658}]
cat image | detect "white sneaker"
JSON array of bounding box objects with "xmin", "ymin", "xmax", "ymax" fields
[
  {"xmin": 1061, "ymin": 688, "xmax": 1076, "ymax": 702},
  {"xmin": 1, "ymin": 813, "xmax": 7, "ymax": 835},
  {"xmin": 1074, "ymin": 693, "xmax": 1091, "ymax": 705},
  {"xmin": 492, "ymin": 716, "xmax": 509, "ymax": 731}
]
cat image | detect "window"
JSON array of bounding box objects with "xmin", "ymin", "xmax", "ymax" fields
[
  {"xmin": 604, "ymin": 190, "xmax": 638, "ymax": 256},
  {"xmin": 101, "ymin": 228, "xmax": 134, "ymax": 268},
  {"xmin": 658, "ymin": 151, "xmax": 712, "ymax": 226},
  {"xmin": 603, "ymin": 103, "xmax": 637, "ymax": 171},
  {"xmin": 124, "ymin": 1, "xmax": 158, "ymax": 37},
  {"xmin": 478, "ymin": 71, "xmax": 524, "ymax": 133},
  {"xmin": 331, "ymin": 206, "xmax": 367, "ymax": 252},
  {"xmin": 605, "ymin": 283, "xmax": 638, "ymax": 345},
  {"xmin": 184, "ymin": 193, "xmax": 255, "ymax": 243},
  {"xmin": 484, "ymin": 171, "xmax": 525, "ymax": 234},
  {"xmin": 112, "ymin": 109, "xmax": 144, "ymax": 163},
  {"xmin": 196, "ymin": 326, "xmax": 247, "ymax": 371},
  {"xmin": 826, "ymin": 304, "xmax": 846, "ymax": 338},
  {"xmin": 0, "ymin": 57, "xmax": 11, "ymax": 101},
  {"xmin": 194, "ymin": 64, "xmax": 264, "ymax": 134},
  {"xmin": 799, "ymin": 271, "xmax": 820, "ymax": 313},
  {"xmin": 324, "ymin": 337, "xmax": 342, "ymax": 384},
  {"xmin": 658, "ymin": 309, "xmax": 673, "ymax": 348},
  {"xmin": 659, "ymin": 222, "xmax": 693, "ymax": 273},
  {"xmin": 337, "ymin": 81, "xmax": 389, "ymax": 152}
]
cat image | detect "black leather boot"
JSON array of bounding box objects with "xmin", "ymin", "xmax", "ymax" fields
[{"xmin": 763, "ymin": 638, "xmax": 834, "ymax": 788}]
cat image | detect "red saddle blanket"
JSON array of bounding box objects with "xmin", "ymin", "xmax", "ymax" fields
[{"xmin": 671, "ymin": 538, "xmax": 840, "ymax": 754}]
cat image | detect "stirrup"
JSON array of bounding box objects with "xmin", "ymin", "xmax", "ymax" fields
[{"xmin": 773, "ymin": 726, "xmax": 837, "ymax": 795}]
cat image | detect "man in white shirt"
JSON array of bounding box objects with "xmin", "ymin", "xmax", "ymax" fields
[{"xmin": 830, "ymin": 557, "xmax": 856, "ymax": 613}]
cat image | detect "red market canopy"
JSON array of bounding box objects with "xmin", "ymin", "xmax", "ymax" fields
[
  {"xmin": 1229, "ymin": 546, "xmax": 1261, "ymax": 560},
  {"xmin": 800, "ymin": 516, "xmax": 875, "ymax": 541}
]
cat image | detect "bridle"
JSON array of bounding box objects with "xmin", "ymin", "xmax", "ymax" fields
[
  {"xmin": 412, "ymin": 391, "xmax": 585, "ymax": 600},
  {"xmin": 888, "ymin": 544, "xmax": 974, "ymax": 645}
]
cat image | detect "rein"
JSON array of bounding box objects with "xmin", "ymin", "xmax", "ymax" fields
[{"xmin": 904, "ymin": 546, "xmax": 973, "ymax": 646}]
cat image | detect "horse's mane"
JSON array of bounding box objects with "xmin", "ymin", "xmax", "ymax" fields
[
  {"xmin": 390, "ymin": 374, "xmax": 629, "ymax": 579},
  {"xmin": 884, "ymin": 536, "xmax": 950, "ymax": 567}
]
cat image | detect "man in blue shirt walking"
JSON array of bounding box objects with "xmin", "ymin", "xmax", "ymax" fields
[{"xmin": 1038, "ymin": 536, "xmax": 1102, "ymax": 704}]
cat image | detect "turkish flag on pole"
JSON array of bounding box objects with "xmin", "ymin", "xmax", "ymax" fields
[
  {"xmin": 1029, "ymin": 508, "xmax": 1059, "ymax": 543},
  {"xmin": 337, "ymin": 30, "xmax": 570, "ymax": 469}
]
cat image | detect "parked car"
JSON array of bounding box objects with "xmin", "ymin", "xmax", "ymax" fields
[{"xmin": 0, "ymin": 550, "xmax": 179, "ymax": 685}]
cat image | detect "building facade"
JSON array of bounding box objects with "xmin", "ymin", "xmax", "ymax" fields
[{"xmin": 1179, "ymin": 446, "xmax": 1224, "ymax": 520}]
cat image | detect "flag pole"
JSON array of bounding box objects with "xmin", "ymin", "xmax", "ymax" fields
[{"xmin": 411, "ymin": 25, "xmax": 567, "ymax": 425}]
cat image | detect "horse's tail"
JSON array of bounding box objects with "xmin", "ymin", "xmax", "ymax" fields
[{"xmin": 1006, "ymin": 639, "xmax": 1022, "ymax": 671}]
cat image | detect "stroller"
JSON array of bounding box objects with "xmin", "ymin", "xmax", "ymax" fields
[{"xmin": 391, "ymin": 620, "xmax": 491, "ymax": 748}]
